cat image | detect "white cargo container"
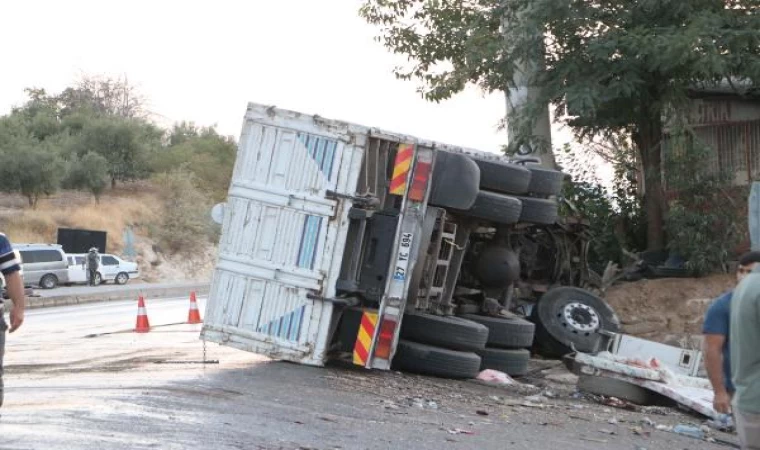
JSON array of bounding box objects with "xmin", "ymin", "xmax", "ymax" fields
[{"xmin": 202, "ymin": 102, "xmax": 619, "ymax": 377}]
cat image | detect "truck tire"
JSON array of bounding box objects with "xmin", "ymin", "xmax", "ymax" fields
[
  {"xmin": 514, "ymin": 196, "xmax": 558, "ymax": 225},
  {"xmin": 400, "ymin": 314, "xmax": 489, "ymax": 352},
  {"xmin": 457, "ymin": 191, "xmax": 522, "ymax": 225},
  {"xmin": 460, "ymin": 314, "xmax": 535, "ymax": 349},
  {"xmin": 469, "ymin": 157, "xmax": 531, "ymax": 195},
  {"xmin": 578, "ymin": 375, "xmax": 663, "ymax": 406},
  {"xmin": 526, "ymin": 166, "xmax": 565, "ymax": 197},
  {"xmin": 477, "ymin": 348, "xmax": 530, "ymax": 377},
  {"xmin": 532, "ymin": 287, "xmax": 620, "ymax": 356},
  {"xmin": 429, "ymin": 151, "xmax": 480, "ymax": 210},
  {"xmin": 393, "ymin": 340, "xmax": 482, "ymax": 379}
]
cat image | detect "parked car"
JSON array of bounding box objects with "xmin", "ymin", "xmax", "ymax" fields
[
  {"xmin": 66, "ymin": 253, "xmax": 140, "ymax": 285},
  {"xmin": 13, "ymin": 244, "xmax": 69, "ymax": 289}
]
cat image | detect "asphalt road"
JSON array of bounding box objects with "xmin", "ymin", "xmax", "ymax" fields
[{"xmin": 0, "ymin": 298, "xmax": 737, "ymax": 450}]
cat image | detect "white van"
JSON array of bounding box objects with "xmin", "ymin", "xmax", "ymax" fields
[
  {"xmin": 14, "ymin": 244, "xmax": 69, "ymax": 289},
  {"xmin": 66, "ymin": 253, "xmax": 140, "ymax": 285}
]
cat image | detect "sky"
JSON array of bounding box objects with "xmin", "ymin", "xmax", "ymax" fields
[{"xmin": 0, "ymin": 0, "xmax": 583, "ymax": 159}]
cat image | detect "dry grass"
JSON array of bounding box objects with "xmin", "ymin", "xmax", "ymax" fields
[{"xmin": 0, "ymin": 185, "xmax": 161, "ymax": 252}]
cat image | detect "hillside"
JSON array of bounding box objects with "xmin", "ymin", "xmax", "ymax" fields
[{"xmin": 0, "ymin": 182, "xmax": 217, "ymax": 283}]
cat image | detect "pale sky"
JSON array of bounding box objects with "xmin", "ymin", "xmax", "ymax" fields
[{"xmin": 1, "ymin": 0, "xmax": 583, "ymax": 158}]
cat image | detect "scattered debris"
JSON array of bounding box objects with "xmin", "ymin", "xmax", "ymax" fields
[
  {"xmin": 476, "ymin": 369, "xmax": 516, "ymax": 385},
  {"xmin": 655, "ymin": 424, "xmax": 673, "ymax": 432},
  {"xmin": 445, "ymin": 428, "xmax": 475, "ymax": 435},
  {"xmin": 672, "ymin": 424, "xmax": 704, "ymax": 440},
  {"xmin": 542, "ymin": 390, "xmax": 558, "ymax": 399},
  {"xmin": 476, "ymin": 410, "xmax": 489, "ymax": 416},
  {"xmin": 641, "ymin": 417, "xmax": 655, "ymax": 427},
  {"xmin": 599, "ymin": 429, "xmax": 617, "ymax": 435},
  {"xmin": 608, "ymin": 417, "xmax": 619, "ymax": 425},
  {"xmin": 524, "ymin": 394, "xmax": 548, "ymax": 403},
  {"xmin": 580, "ymin": 437, "xmax": 608, "ymax": 444}
]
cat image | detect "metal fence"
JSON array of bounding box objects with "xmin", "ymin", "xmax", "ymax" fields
[{"xmin": 664, "ymin": 120, "xmax": 760, "ymax": 188}]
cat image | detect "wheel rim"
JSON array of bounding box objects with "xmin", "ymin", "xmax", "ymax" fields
[
  {"xmin": 559, "ymin": 301, "xmax": 600, "ymax": 334},
  {"xmin": 43, "ymin": 277, "xmax": 54, "ymax": 288},
  {"xmin": 117, "ymin": 274, "xmax": 127, "ymax": 283}
]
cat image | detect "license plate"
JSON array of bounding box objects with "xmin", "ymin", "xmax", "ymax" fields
[{"xmin": 392, "ymin": 232, "xmax": 413, "ymax": 281}]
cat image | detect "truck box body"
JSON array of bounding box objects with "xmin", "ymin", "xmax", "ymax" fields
[{"xmin": 202, "ymin": 104, "xmax": 370, "ymax": 366}]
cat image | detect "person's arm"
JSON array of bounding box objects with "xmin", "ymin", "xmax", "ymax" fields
[
  {"xmin": 703, "ymin": 334, "xmax": 731, "ymax": 413},
  {"xmin": 5, "ymin": 271, "xmax": 24, "ymax": 332}
]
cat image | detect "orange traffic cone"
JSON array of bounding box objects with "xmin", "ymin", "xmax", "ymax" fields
[
  {"xmin": 188, "ymin": 291, "xmax": 202, "ymax": 324},
  {"xmin": 135, "ymin": 295, "xmax": 151, "ymax": 333}
]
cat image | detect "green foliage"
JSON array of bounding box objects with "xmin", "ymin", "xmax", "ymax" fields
[
  {"xmin": 0, "ymin": 138, "xmax": 65, "ymax": 207},
  {"xmin": 152, "ymin": 122, "xmax": 236, "ymax": 202},
  {"xmin": 68, "ymin": 116, "xmax": 162, "ymax": 187},
  {"xmin": 559, "ymin": 143, "xmax": 646, "ymax": 272},
  {"xmin": 361, "ymin": 0, "xmax": 760, "ymax": 249},
  {"xmin": 152, "ymin": 170, "xmax": 216, "ymax": 254},
  {"xmin": 663, "ymin": 126, "xmax": 741, "ymax": 275},
  {"xmin": 64, "ymin": 152, "xmax": 109, "ymax": 202}
]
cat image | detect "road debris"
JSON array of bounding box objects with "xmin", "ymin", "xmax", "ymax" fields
[
  {"xmin": 445, "ymin": 428, "xmax": 475, "ymax": 435},
  {"xmin": 476, "ymin": 369, "xmax": 516, "ymax": 385},
  {"xmin": 580, "ymin": 437, "xmax": 608, "ymax": 444},
  {"xmin": 672, "ymin": 424, "xmax": 704, "ymax": 440}
]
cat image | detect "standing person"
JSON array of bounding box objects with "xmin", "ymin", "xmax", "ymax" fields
[
  {"xmin": 703, "ymin": 252, "xmax": 760, "ymax": 414},
  {"xmin": 0, "ymin": 232, "xmax": 25, "ymax": 408},
  {"xmin": 86, "ymin": 247, "xmax": 100, "ymax": 286},
  {"xmin": 730, "ymin": 265, "xmax": 760, "ymax": 449}
]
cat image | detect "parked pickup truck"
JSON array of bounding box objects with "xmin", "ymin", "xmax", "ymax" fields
[{"xmin": 201, "ymin": 103, "xmax": 620, "ymax": 379}]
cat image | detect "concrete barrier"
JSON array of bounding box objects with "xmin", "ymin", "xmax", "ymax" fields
[{"xmin": 25, "ymin": 282, "xmax": 211, "ymax": 310}]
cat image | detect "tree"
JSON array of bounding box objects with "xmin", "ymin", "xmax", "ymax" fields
[
  {"xmin": 57, "ymin": 75, "xmax": 147, "ymax": 119},
  {"xmin": 152, "ymin": 123, "xmax": 237, "ymax": 202},
  {"xmin": 64, "ymin": 152, "xmax": 109, "ymax": 202},
  {"xmin": 71, "ymin": 116, "xmax": 162, "ymax": 187},
  {"xmin": 0, "ymin": 140, "xmax": 64, "ymax": 208},
  {"xmin": 361, "ymin": 0, "xmax": 760, "ymax": 250}
]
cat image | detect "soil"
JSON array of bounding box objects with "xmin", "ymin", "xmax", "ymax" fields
[{"xmin": 604, "ymin": 273, "xmax": 735, "ymax": 347}]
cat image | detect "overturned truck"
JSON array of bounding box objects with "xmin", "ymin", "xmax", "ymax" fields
[{"xmin": 201, "ymin": 103, "xmax": 620, "ymax": 378}]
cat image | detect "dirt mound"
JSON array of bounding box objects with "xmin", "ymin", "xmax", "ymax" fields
[{"xmin": 604, "ymin": 273, "xmax": 734, "ymax": 347}]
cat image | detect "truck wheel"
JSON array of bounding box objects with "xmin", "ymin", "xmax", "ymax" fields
[
  {"xmin": 514, "ymin": 196, "xmax": 558, "ymax": 225},
  {"xmin": 526, "ymin": 166, "xmax": 565, "ymax": 197},
  {"xmin": 400, "ymin": 314, "xmax": 489, "ymax": 352},
  {"xmin": 429, "ymin": 151, "xmax": 481, "ymax": 210},
  {"xmin": 477, "ymin": 348, "xmax": 530, "ymax": 377},
  {"xmin": 578, "ymin": 375, "xmax": 665, "ymax": 406},
  {"xmin": 469, "ymin": 157, "xmax": 531, "ymax": 195},
  {"xmin": 532, "ymin": 287, "xmax": 620, "ymax": 356},
  {"xmin": 457, "ymin": 191, "xmax": 522, "ymax": 225},
  {"xmin": 392, "ymin": 340, "xmax": 482, "ymax": 379},
  {"xmin": 460, "ymin": 314, "xmax": 535, "ymax": 349}
]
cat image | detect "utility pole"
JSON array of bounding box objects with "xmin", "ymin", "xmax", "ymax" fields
[{"xmin": 503, "ymin": 5, "xmax": 556, "ymax": 169}]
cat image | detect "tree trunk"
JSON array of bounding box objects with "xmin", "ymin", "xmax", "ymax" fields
[
  {"xmin": 634, "ymin": 116, "xmax": 666, "ymax": 251},
  {"xmin": 111, "ymin": 176, "xmax": 117, "ymax": 189}
]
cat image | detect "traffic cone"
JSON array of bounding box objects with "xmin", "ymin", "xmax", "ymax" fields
[
  {"xmin": 187, "ymin": 291, "xmax": 202, "ymax": 324},
  {"xmin": 135, "ymin": 295, "xmax": 151, "ymax": 333}
]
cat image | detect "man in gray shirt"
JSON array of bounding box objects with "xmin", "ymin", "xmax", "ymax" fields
[{"xmin": 730, "ymin": 268, "xmax": 760, "ymax": 449}]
